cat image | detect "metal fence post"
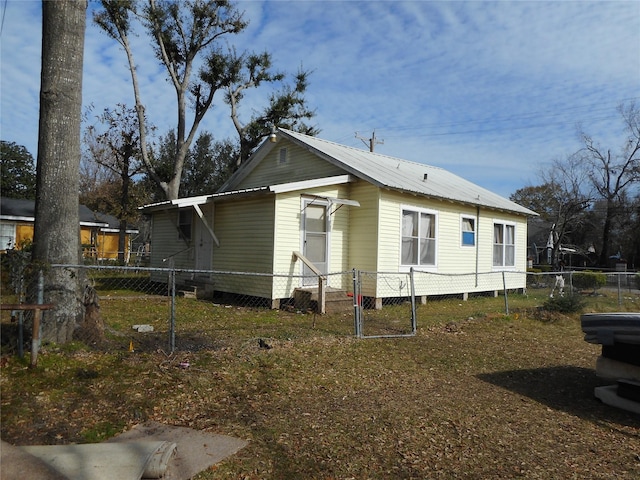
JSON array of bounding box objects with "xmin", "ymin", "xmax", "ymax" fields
[
  {"xmin": 169, "ymin": 267, "xmax": 176, "ymax": 353},
  {"xmin": 502, "ymin": 271, "xmax": 509, "ymax": 316},
  {"xmin": 569, "ymin": 271, "xmax": 574, "ymax": 295},
  {"xmin": 352, "ymin": 268, "xmax": 361, "ymax": 338},
  {"xmin": 409, "ymin": 267, "xmax": 417, "ymax": 334},
  {"xmin": 617, "ymin": 273, "xmax": 622, "ymax": 307}
]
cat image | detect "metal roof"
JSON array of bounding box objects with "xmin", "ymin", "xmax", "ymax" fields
[{"xmin": 276, "ymin": 129, "xmax": 537, "ymax": 216}]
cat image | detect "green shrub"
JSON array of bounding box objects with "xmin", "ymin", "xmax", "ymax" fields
[
  {"xmin": 572, "ymin": 271, "xmax": 606, "ymax": 292},
  {"xmin": 635, "ymin": 273, "xmax": 640, "ymax": 289},
  {"xmin": 543, "ymin": 293, "xmax": 586, "ymax": 313}
]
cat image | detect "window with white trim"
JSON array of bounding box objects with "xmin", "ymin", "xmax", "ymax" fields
[
  {"xmin": 461, "ymin": 215, "xmax": 476, "ymax": 247},
  {"xmin": 493, "ymin": 222, "xmax": 515, "ymax": 267},
  {"xmin": 0, "ymin": 223, "xmax": 16, "ymax": 250},
  {"xmin": 401, "ymin": 208, "xmax": 436, "ymax": 266}
]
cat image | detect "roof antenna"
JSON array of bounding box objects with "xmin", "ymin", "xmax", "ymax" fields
[{"xmin": 355, "ymin": 130, "xmax": 384, "ymax": 152}]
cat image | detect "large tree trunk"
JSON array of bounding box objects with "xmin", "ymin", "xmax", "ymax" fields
[
  {"xmin": 32, "ymin": 0, "xmax": 87, "ymax": 343},
  {"xmin": 598, "ymin": 201, "xmax": 614, "ymax": 267}
]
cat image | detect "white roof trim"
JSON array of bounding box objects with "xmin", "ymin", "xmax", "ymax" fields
[
  {"xmin": 269, "ymin": 175, "xmax": 355, "ymax": 194},
  {"xmin": 2, "ymin": 216, "xmax": 116, "ymax": 229},
  {"xmin": 81, "ymin": 221, "xmax": 110, "ymax": 228},
  {"xmin": 0, "ymin": 215, "xmax": 34, "ymax": 222},
  {"xmin": 99, "ymin": 228, "xmax": 139, "ymax": 234},
  {"xmin": 140, "ymin": 187, "xmax": 270, "ymax": 212}
]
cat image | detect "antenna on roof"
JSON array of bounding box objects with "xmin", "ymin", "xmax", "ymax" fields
[{"xmin": 355, "ymin": 130, "xmax": 384, "ymax": 152}]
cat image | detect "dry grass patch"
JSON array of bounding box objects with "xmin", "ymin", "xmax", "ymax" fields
[{"xmin": 2, "ymin": 294, "xmax": 639, "ymax": 479}]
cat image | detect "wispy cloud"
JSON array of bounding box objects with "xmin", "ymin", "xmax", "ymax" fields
[{"xmin": 1, "ymin": 0, "xmax": 638, "ymax": 197}]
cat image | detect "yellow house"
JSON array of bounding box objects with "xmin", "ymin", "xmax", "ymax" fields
[
  {"xmin": 142, "ymin": 129, "xmax": 537, "ymax": 307},
  {"xmin": 0, "ymin": 197, "xmax": 138, "ymax": 261}
]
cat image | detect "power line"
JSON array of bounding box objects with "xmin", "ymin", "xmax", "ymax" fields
[
  {"xmin": 386, "ymin": 114, "xmax": 618, "ymax": 139},
  {"xmin": 380, "ymin": 98, "xmax": 639, "ymax": 137}
]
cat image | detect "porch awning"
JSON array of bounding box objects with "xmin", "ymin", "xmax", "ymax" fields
[
  {"xmin": 305, "ymin": 195, "xmax": 360, "ymax": 208},
  {"xmin": 302, "ymin": 195, "xmax": 360, "ymax": 215}
]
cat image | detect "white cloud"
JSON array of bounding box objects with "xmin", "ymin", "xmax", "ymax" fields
[{"xmin": 1, "ymin": 0, "xmax": 638, "ymax": 198}]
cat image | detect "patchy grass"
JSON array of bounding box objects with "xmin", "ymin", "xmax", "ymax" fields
[{"xmin": 1, "ymin": 291, "xmax": 639, "ymax": 479}]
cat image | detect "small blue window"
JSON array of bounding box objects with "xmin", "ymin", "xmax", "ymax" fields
[
  {"xmin": 462, "ymin": 231, "xmax": 475, "ymax": 246},
  {"xmin": 462, "ymin": 217, "xmax": 475, "ymax": 246}
]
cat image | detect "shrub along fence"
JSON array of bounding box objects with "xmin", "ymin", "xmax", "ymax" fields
[{"xmin": 1, "ymin": 263, "xmax": 638, "ymax": 354}]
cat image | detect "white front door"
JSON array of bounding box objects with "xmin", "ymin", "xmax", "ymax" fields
[{"xmin": 302, "ymin": 201, "xmax": 328, "ymax": 286}]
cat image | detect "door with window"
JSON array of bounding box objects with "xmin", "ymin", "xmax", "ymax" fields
[{"xmin": 302, "ymin": 201, "xmax": 328, "ymax": 285}]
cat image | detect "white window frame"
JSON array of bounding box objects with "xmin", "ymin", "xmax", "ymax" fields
[
  {"xmin": 492, "ymin": 220, "xmax": 516, "ymax": 269},
  {"xmin": 460, "ymin": 214, "xmax": 476, "ymax": 247},
  {"xmin": 0, "ymin": 223, "xmax": 16, "ymax": 250},
  {"xmin": 400, "ymin": 205, "xmax": 438, "ymax": 271}
]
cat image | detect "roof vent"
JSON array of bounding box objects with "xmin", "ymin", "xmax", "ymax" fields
[{"xmin": 423, "ymin": 173, "xmax": 428, "ymax": 181}]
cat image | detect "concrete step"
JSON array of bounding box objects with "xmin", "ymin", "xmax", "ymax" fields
[{"xmin": 294, "ymin": 287, "xmax": 353, "ymax": 313}]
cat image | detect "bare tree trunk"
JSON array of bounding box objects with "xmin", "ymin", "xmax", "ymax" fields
[
  {"xmin": 598, "ymin": 201, "xmax": 614, "ymax": 267},
  {"xmin": 33, "ymin": 0, "xmax": 87, "ymax": 343}
]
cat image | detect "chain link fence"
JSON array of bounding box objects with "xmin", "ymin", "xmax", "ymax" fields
[{"xmin": 2, "ymin": 259, "xmax": 639, "ymax": 355}]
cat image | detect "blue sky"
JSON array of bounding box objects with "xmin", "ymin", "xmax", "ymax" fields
[{"xmin": 1, "ymin": 0, "xmax": 639, "ymax": 198}]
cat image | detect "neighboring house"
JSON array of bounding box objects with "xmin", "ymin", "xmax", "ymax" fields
[
  {"xmin": 0, "ymin": 197, "xmax": 139, "ymax": 261},
  {"xmin": 141, "ymin": 129, "xmax": 537, "ymax": 308}
]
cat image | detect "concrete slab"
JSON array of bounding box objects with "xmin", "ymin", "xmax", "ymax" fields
[
  {"xmin": 1, "ymin": 440, "xmax": 69, "ymax": 480},
  {"xmin": 107, "ymin": 422, "xmax": 248, "ymax": 480},
  {"xmin": 1, "ymin": 422, "xmax": 247, "ymax": 480},
  {"xmin": 19, "ymin": 441, "xmax": 175, "ymax": 480}
]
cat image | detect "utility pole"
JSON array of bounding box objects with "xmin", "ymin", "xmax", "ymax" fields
[{"xmin": 355, "ymin": 130, "xmax": 384, "ymax": 152}]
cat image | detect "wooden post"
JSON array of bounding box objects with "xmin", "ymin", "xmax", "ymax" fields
[
  {"xmin": 318, "ymin": 276, "xmax": 326, "ymax": 314},
  {"xmin": 1, "ymin": 304, "xmax": 54, "ymax": 368}
]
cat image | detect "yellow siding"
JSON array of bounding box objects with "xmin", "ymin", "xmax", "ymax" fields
[
  {"xmin": 96, "ymin": 232, "xmax": 121, "ymax": 260},
  {"xmin": 146, "ymin": 182, "xmax": 528, "ymax": 300},
  {"xmin": 235, "ymin": 140, "xmax": 346, "ymax": 189},
  {"xmin": 271, "ymin": 191, "xmax": 303, "ymax": 298},
  {"xmin": 328, "ymin": 183, "xmax": 352, "ymax": 275},
  {"xmin": 375, "ymin": 190, "xmax": 528, "ymax": 297},
  {"xmin": 3, "ymin": 222, "xmax": 129, "ymax": 261},
  {"xmin": 149, "ymin": 210, "xmax": 193, "ymax": 282},
  {"xmin": 271, "ymin": 183, "xmax": 354, "ymax": 298},
  {"xmin": 211, "ymin": 196, "xmax": 275, "ymax": 298},
  {"xmin": 347, "ymin": 181, "xmax": 379, "ymax": 272},
  {"xmin": 16, "ymin": 224, "xmax": 34, "ymax": 247},
  {"xmin": 80, "ymin": 228, "xmax": 91, "ymax": 246}
]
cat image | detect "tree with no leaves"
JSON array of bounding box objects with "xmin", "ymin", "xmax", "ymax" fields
[
  {"xmin": 577, "ymin": 102, "xmax": 640, "ymax": 266},
  {"xmin": 83, "ymin": 104, "xmax": 151, "ymax": 262},
  {"xmin": 32, "ymin": 0, "xmax": 89, "ymax": 343},
  {"xmin": 511, "ymin": 175, "xmax": 590, "ymax": 266},
  {"xmin": 94, "ymin": 0, "xmax": 316, "ymax": 201}
]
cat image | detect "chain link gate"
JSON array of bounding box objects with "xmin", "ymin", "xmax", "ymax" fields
[{"xmin": 353, "ymin": 268, "xmax": 417, "ymax": 338}]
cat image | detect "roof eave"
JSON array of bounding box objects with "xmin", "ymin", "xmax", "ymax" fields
[{"xmin": 383, "ymin": 186, "xmax": 538, "ymax": 217}]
